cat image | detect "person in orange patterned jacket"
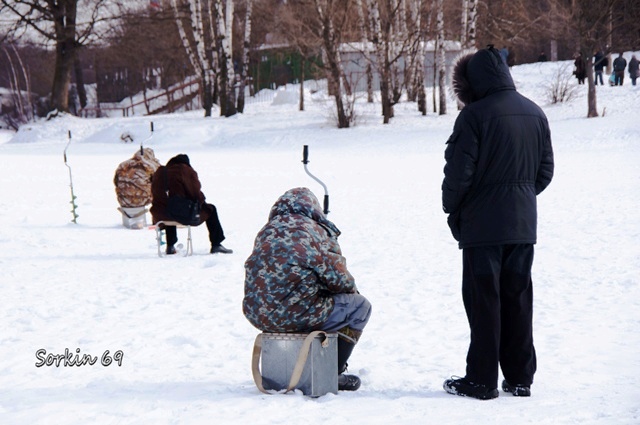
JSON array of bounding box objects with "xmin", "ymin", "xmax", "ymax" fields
[{"xmin": 114, "ymin": 147, "xmax": 161, "ymax": 208}]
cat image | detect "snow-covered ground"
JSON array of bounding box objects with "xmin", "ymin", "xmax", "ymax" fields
[{"xmin": 0, "ymin": 55, "xmax": 639, "ymax": 425}]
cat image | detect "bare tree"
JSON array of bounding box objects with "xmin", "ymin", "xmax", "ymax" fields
[
  {"xmin": 366, "ymin": 0, "xmax": 415, "ymax": 124},
  {"xmin": 407, "ymin": 0, "xmax": 427, "ymax": 115},
  {"xmin": 556, "ymin": 0, "xmax": 625, "ymax": 117},
  {"xmin": 0, "ymin": 0, "xmax": 124, "ymax": 114},
  {"xmin": 1, "ymin": 43, "xmax": 34, "ymax": 128},
  {"xmin": 100, "ymin": 6, "xmax": 189, "ymax": 111},
  {"xmin": 403, "ymin": 0, "xmax": 423, "ymax": 104},
  {"xmin": 169, "ymin": 0, "xmax": 244, "ymax": 117},
  {"xmin": 170, "ymin": 0, "xmax": 217, "ymax": 116},
  {"xmin": 302, "ymin": 0, "xmax": 354, "ymax": 128},
  {"xmin": 275, "ymin": 1, "xmax": 322, "ymax": 111}
]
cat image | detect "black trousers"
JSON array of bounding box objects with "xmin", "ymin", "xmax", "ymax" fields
[
  {"xmin": 166, "ymin": 203, "xmax": 225, "ymax": 247},
  {"xmin": 462, "ymin": 244, "xmax": 537, "ymax": 388}
]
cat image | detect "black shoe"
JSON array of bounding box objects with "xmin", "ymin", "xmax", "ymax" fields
[
  {"xmin": 338, "ymin": 373, "xmax": 361, "ymax": 391},
  {"xmin": 502, "ymin": 380, "xmax": 531, "ymax": 397},
  {"xmin": 166, "ymin": 245, "xmax": 177, "ymax": 255},
  {"xmin": 210, "ymin": 244, "xmax": 233, "ymax": 254},
  {"xmin": 443, "ymin": 376, "xmax": 498, "ymax": 400}
]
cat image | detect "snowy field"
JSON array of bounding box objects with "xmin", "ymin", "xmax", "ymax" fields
[{"xmin": 0, "ymin": 55, "xmax": 639, "ymax": 424}]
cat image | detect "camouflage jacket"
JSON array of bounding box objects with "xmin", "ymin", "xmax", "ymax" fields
[
  {"xmin": 243, "ymin": 187, "xmax": 357, "ymax": 332},
  {"xmin": 114, "ymin": 148, "xmax": 161, "ymax": 208}
]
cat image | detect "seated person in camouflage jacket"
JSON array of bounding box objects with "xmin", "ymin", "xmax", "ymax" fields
[{"xmin": 243, "ymin": 187, "xmax": 372, "ymax": 391}]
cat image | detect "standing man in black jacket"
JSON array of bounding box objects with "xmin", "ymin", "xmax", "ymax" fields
[
  {"xmin": 613, "ymin": 52, "xmax": 627, "ymax": 86},
  {"xmin": 441, "ymin": 46, "xmax": 554, "ymax": 400},
  {"xmin": 593, "ymin": 50, "xmax": 608, "ymax": 85}
]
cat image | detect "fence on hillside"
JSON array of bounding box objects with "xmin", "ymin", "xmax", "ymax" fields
[{"xmin": 77, "ymin": 78, "xmax": 330, "ymax": 118}]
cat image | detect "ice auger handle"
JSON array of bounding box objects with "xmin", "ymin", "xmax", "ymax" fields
[{"xmin": 301, "ymin": 145, "xmax": 329, "ymax": 215}]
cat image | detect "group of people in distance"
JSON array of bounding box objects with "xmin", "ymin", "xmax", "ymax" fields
[
  {"xmin": 574, "ymin": 50, "xmax": 639, "ymax": 86},
  {"xmin": 113, "ymin": 45, "xmax": 556, "ymax": 400}
]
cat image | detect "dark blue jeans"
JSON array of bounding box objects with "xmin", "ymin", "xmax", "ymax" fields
[{"xmin": 595, "ymin": 71, "xmax": 604, "ymax": 85}]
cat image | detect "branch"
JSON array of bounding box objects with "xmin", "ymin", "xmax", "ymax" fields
[{"xmin": 0, "ymin": 0, "xmax": 57, "ymax": 41}]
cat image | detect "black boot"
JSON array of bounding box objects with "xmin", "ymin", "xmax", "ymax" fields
[{"xmin": 337, "ymin": 334, "xmax": 361, "ymax": 391}]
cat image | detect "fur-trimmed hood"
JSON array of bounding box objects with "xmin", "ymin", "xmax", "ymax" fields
[{"xmin": 453, "ymin": 46, "xmax": 516, "ymax": 105}]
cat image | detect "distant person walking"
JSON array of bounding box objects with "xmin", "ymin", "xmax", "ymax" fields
[
  {"xmin": 537, "ymin": 52, "xmax": 547, "ymax": 62},
  {"xmin": 573, "ymin": 53, "xmax": 586, "ymax": 84},
  {"xmin": 593, "ymin": 51, "xmax": 608, "ymax": 86},
  {"xmin": 613, "ymin": 52, "xmax": 627, "ymax": 86},
  {"xmin": 628, "ymin": 55, "xmax": 639, "ymax": 86}
]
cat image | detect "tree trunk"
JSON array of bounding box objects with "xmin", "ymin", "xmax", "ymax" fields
[
  {"xmin": 224, "ymin": 0, "xmax": 237, "ymax": 116},
  {"xmin": 355, "ymin": 0, "xmax": 374, "ymax": 103},
  {"xmin": 237, "ymin": 0, "xmax": 253, "ymax": 114},
  {"xmin": 432, "ymin": 47, "xmax": 437, "ymax": 113},
  {"xmin": 550, "ymin": 39, "xmax": 558, "ymax": 61},
  {"xmin": 213, "ymin": 0, "xmax": 236, "ymax": 117},
  {"xmin": 171, "ymin": 0, "xmax": 214, "ymax": 117},
  {"xmin": 585, "ymin": 54, "xmax": 598, "ymax": 117},
  {"xmin": 389, "ymin": 1, "xmax": 401, "ymax": 115},
  {"xmin": 74, "ymin": 53, "xmax": 87, "ymax": 109},
  {"xmin": 381, "ymin": 76, "xmax": 392, "ymax": 124},
  {"xmin": 409, "ymin": 0, "xmax": 426, "ymax": 114},
  {"xmin": 328, "ymin": 50, "xmax": 349, "ymax": 128},
  {"xmin": 418, "ymin": 80, "xmax": 426, "ymax": 115},
  {"xmin": 50, "ymin": 0, "xmax": 79, "ymax": 113},
  {"xmin": 467, "ymin": 0, "xmax": 477, "ymax": 49},
  {"xmin": 51, "ymin": 39, "xmax": 75, "ymax": 113},
  {"xmin": 367, "ymin": 0, "xmax": 394, "ymax": 124},
  {"xmin": 3, "ymin": 45, "xmax": 29, "ymax": 122},
  {"xmin": 436, "ymin": 0, "xmax": 447, "ymax": 115},
  {"xmin": 299, "ymin": 58, "xmax": 305, "ymax": 111},
  {"xmin": 606, "ymin": 6, "xmax": 612, "ymax": 74},
  {"xmin": 461, "ymin": 0, "xmax": 468, "ymax": 47}
]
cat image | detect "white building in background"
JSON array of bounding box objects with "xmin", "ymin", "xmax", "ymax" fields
[{"xmin": 338, "ymin": 40, "xmax": 463, "ymax": 92}]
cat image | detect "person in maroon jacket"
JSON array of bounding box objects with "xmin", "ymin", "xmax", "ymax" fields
[
  {"xmin": 441, "ymin": 46, "xmax": 554, "ymax": 400},
  {"xmin": 150, "ymin": 154, "xmax": 232, "ymax": 255}
]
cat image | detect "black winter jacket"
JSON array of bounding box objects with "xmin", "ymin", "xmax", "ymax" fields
[
  {"xmin": 613, "ymin": 56, "xmax": 627, "ymax": 72},
  {"xmin": 442, "ymin": 47, "xmax": 554, "ymax": 248}
]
